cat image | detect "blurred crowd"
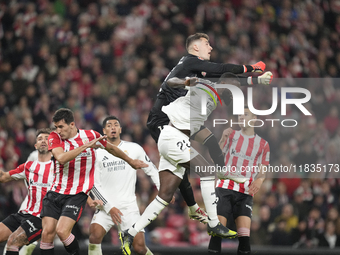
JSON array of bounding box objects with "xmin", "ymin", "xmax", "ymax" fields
[{"xmin": 0, "ymin": 0, "xmax": 340, "ymax": 249}]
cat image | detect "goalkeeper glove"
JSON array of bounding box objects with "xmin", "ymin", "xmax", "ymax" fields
[
  {"xmin": 243, "ymin": 61, "xmax": 266, "ymax": 73},
  {"xmin": 258, "ymin": 71, "xmax": 273, "ymax": 85},
  {"xmin": 246, "ymin": 71, "xmax": 273, "ymax": 85}
]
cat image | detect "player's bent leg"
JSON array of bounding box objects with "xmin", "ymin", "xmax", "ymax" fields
[
  {"xmin": 6, "ymin": 227, "xmax": 29, "ymax": 255},
  {"xmin": 235, "ymin": 216, "xmax": 251, "ymax": 255},
  {"xmin": 88, "ymin": 223, "xmax": 106, "ymax": 255},
  {"xmin": 121, "ymin": 171, "xmax": 181, "ymax": 255},
  {"xmin": 189, "ymin": 155, "xmax": 236, "ymax": 239},
  {"xmin": 193, "ymin": 128, "xmax": 224, "ymax": 168},
  {"xmin": 132, "ymin": 232, "xmax": 151, "ymax": 255},
  {"xmin": 179, "ymin": 173, "xmax": 196, "ymax": 207},
  {"xmin": 0, "ymin": 223, "xmax": 13, "ymax": 243},
  {"xmin": 179, "ymin": 173, "xmax": 209, "ymax": 224},
  {"xmin": 158, "ymin": 170, "xmax": 183, "ymax": 203},
  {"xmin": 56, "ymin": 216, "xmax": 79, "ymax": 255},
  {"xmin": 40, "ymin": 217, "xmax": 57, "ymax": 255}
]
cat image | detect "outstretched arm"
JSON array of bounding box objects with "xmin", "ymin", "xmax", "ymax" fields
[
  {"xmin": 104, "ymin": 142, "xmax": 148, "ymax": 169},
  {"xmin": 0, "ymin": 169, "xmax": 14, "ymax": 183},
  {"xmin": 52, "ymin": 136, "xmax": 105, "ymax": 165},
  {"xmin": 166, "ymin": 77, "xmax": 198, "ymax": 88},
  {"xmin": 237, "ymin": 71, "xmax": 273, "ymax": 86},
  {"xmin": 219, "ymin": 128, "xmax": 233, "ymax": 150},
  {"xmin": 186, "ymin": 57, "xmax": 266, "ymax": 75}
]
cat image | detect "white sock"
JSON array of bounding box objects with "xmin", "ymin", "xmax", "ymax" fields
[
  {"xmin": 88, "ymin": 243, "xmax": 102, "ymax": 255},
  {"xmin": 19, "ymin": 242, "xmax": 37, "ymax": 255},
  {"xmin": 145, "ymin": 247, "xmax": 153, "ymax": 255},
  {"xmin": 189, "ymin": 203, "xmax": 199, "ymax": 214},
  {"xmin": 128, "ymin": 196, "xmax": 168, "ymax": 237},
  {"xmin": 200, "ymin": 176, "xmax": 219, "ymax": 227},
  {"xmin": 3, "ymin": 244, "xmax": 7, "ymax": 255}
]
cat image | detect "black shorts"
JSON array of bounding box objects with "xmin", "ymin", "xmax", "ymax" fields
[
  {"xmin": 2, "ymin": 212, "xmax": 42, "ymax": 243},
  {"xmin": 216, "ymin": 187, "xmax": 253, "ymax": 220},
  {"xmin": 40, "ymin": 191, "xmax": 88, "ymax": 221}
]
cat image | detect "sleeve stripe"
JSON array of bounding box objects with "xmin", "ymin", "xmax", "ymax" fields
[{"xmin": 91, "ymin": 186, "xmax": 108, "ymax": 205}]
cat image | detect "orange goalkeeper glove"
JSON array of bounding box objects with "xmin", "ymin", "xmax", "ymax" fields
[{"xmin": 243, "ymin": 61, "xmax": 266, "ymax": 73}]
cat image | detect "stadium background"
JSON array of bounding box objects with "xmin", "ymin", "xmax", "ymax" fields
[{"xmin": 0, "ymin": 0, "xmax": 340, "ymax": 254}]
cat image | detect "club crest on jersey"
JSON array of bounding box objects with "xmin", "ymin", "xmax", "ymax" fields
[
  {"xmin": 49, "ymin": 138, "xmax": 53, "ymax": 146},
  {"xmin": 201, "ymin": 71, "xmax": 206, "ymax": 77},
  {"xmin": 124, "ymin": 150, "xmax": 129, "ymax": 155},
  {"xmin": 82, "ymin": 139, "xmax": 89, "ymax": 144},
  {"xmin": 198, "ymin": 56, "xmax": 204, "ymax": 60}
]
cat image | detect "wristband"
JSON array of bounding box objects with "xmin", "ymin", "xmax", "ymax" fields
[{"xmin": 247, "ymin": 77, "xmax": 259, "ymax": 85}]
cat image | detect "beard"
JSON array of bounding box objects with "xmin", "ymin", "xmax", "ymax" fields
[{"xmin": 38, "ymin": 148, "xmax": 49, "ymax": 154}]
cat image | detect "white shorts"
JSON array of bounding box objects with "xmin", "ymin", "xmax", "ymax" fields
[
  {"xmin": 158, "ymin": 125, "xmax": 198, "ymax": 179},
  {"xmin": 91, "ymin": 202, "xmax": 144, "ymax": 233}
]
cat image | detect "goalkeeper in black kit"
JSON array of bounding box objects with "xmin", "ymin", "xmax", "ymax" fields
[{"xmin": 147, "ymin": 32, "xmax": 272, "ymax": 222}]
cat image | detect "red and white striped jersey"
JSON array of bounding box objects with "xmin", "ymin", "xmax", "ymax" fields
[
  {"xmin": 9, "ymin": 160, "xmax": 54, "ymax": 217},
  {"xmin": 48, "ymin": 129, "xmax": 102, "ymax": 195},
  {"xmin": 216, "ymin": 130, "xmax": 270, "ymax": 195}
]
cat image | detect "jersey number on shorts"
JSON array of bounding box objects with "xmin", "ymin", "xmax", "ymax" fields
[{"xmin": 177, "ymin": 140, "xmax": 190, "ymax": 151}]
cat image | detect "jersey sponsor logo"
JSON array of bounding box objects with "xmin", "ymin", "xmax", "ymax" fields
[
  {"xmin": 26, "ymin": 220, "xmax": 38, "ymax": 233},
  {"xmin": 230, "ymin": 148, "xmax": 254, "ymax": 161},
  {"xmin": 79, "ymin": 151, "xmax": 92, "ymax": 157},
  {"xmin": 29, "ymin": 179, "xmax": 50, "ymax": 188},
  {"xmin": 103, "ymin": 160, "xmax": 126, "ymax": 172}
]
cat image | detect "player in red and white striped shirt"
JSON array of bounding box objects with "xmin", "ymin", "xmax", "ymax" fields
[
  {"xmin": 0, "ymin": 129, "xmax": 53, "ymax": 255},
  {"xmin": 39, "ymin": 108, "xmax": 147, "ymax": 255},
  {"xmin": 208, "ymin": 106, "xmax": 270, "ymax": 255}
]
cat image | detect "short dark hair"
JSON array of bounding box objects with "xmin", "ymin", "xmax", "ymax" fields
[
  {"xmin": 36, "ymin": 128, "xmax": 51, "ymax": 140},
  {"xmin": 102, "ymin": 116, "xmax": 121, "ymax": 128},
  {"xmin": 186, "ymin": 33, "xmax": 209, "ymax": 51},
  {"xmin": 52, "ymin": 108, "xmax": 74, "ymax": 124}
]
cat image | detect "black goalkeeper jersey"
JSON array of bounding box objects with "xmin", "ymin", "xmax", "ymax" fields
[{"xmin": 147, "ymin": 54, "xmax": 245, "ymax": 142}]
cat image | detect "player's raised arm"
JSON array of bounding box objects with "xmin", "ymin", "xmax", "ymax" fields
[
  {"xmin": 166, "ymin": 77, "xmax": 198, "ymax": 88},
  {"xmin": 219, "ymin": 128, "xmax": 233, "ymax": 150},
  {"xmin": 236, "ymin": 71, "xmax": 273, "ymax": 86},
  {"xmin": 0, "ymin": 169, "xmax": 14, "ymax": 183},
  {"xmin": 104, "ymin": 141, "xmax": 148, "ymax": 169},
  {"xmin": 51, "ymin": 135, "xmax": 105, "ymax": 165}
]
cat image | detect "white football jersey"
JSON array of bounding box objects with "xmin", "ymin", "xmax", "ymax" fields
[
  {"xmin": 162, "ymin": 80, "xmax": 218, "ymax": 135},
  {"xmin": 91, "ymin": 141, "xmax": 160, "ymax": 212}
]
